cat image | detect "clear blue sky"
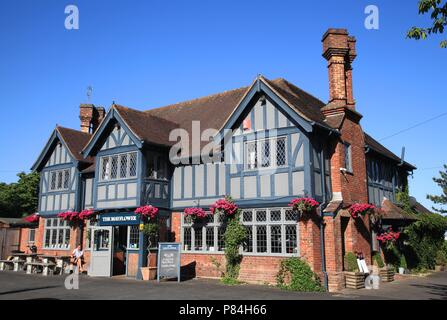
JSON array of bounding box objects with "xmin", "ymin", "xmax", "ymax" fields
[{"xmin": 0, "ymin": 0, "xmax": 445, "ymax": 211}]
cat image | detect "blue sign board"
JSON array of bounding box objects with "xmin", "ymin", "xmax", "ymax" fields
[
  {"xmin": 98, "ymin": 212, "xmax": 140, "ymax": 226},
  {"xmin": 157, "ymin": 242, "xmax": 181, "ymax": 282}
]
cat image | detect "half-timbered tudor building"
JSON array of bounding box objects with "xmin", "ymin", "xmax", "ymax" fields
[{"xmin": 21, "ymin": 29, "xmax": 416, "ymax": 291}]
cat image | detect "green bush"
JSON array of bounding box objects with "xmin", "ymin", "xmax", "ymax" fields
[
  {"xmin": 435, "ymin": 250, "xmax": 447, "ymax": 266},
  {"xmin": 344, "ymin": 252, "xmax": 359, "ymax": 272},
  {"xmin": 400, "ymin": 254, "xmax": 408, "ymax": 269},
  {"xmin": 383, "ymin": 244, "xmax": 401, "ymax": 270},
  {"xmin": 276, "ymin": 258, "xmax": 325, "ymax": 292},
  {"xmin": 223, "ymin": 209, "xmax": 247, "ymax": 281},
  {"xmin": 372, "ymin": 252, "xmax": 385, "ymax": 268},
  {"xmin": 404, "ymin": 213, "xmax": 447, "ymax": 269}
]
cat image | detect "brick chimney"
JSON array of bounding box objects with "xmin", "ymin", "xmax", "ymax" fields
[
  {"xmin": 79, "ymin": 104, "xmax": 105, "ymax": 134},
  {"xmin": 322, "ymin": 28, "xmax": 356, "ymax": 110}
]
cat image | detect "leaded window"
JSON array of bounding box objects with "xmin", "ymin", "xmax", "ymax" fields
[
  {"xmin": 128, "ymin": 225, "xmax": 140, "ymax": 250},
  {"xmin": 145, "ymin": 151, "xmax": 168, "ymax": 180},
  {"xmin": 48, "ymin": 169, "xmax": 70, "ymax": 191},
  {"xmin": 245, "ymin": 137, "xmax": 287, "ymax": 170},
  {"xmin": 182, "ymin": 207, "xmax": 299, "ymax": 256},
  {"xmin": 43, "ymin": 218, "xmax": 70, "ymax": 249},
  {"xmin": 99, "ymin": 152, "xmax": 138, "ymax": 181}
]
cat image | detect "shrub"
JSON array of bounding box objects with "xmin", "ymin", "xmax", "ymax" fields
[
  {"xmin": 372, "ymin": 252, "xmax": 385, "ymax": 268},
  {"xmin": 404, "ymin": 213, "xmax": 447, "ymax": 269},
  {"xmin": 344, "ymin": 252, "xmax": 359, "ymax": 272},
  {"xmin": 435, "ymin": 250, "xmax": 447, "ymax": 266},
  {"xmin": 400, "ymin": 254, "xmax": 408, "ymax": 269},
  {"xmin": 276, "ymin": 258, "xmax": 325, "ymax": 292}
]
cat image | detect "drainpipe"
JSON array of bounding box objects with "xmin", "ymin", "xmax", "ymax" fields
[{"xmin": 319, "ymin": 139, "xmax": 331, "ymax": 291}]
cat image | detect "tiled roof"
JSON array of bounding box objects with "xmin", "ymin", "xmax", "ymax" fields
[
  {"xmin": 364, "ymin": 133, "xmax": 416, "ymax": 170},
  {"xmin": 114, "ymin": 105, "xmax": 179, "ymax": 147},
  {"xmin": 56, "ymin": 126, "xmax": 93, "ymax": 164},
  {"xmin": 381, "ymin": 198, "xmax": 418, "ymax": 221}
]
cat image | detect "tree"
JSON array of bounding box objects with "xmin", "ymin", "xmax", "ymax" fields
[
  {"xmin": 0, "ymin": 172, "xmax": 40, "ymax": 218},
  {"xmin": 407, "ymin": 0, "xmax": 447, "ymax": 48},
  {"xmin": 427, "ymin": 164, "xmax": 447, "ymax": 214}
]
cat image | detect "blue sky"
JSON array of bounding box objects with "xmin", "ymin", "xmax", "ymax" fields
[{"xmin": 0, "ymin": 0, "xmax": 445, "ymax": 211}]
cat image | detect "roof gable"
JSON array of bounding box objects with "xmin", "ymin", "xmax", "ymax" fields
[{"xmin": 31, "ymin": 126, "xmax": 92, "ymax": 171}]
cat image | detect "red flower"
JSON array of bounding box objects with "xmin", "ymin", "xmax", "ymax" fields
[
  {"xmin": 348, "ymin": 203, "xmax": 376, "ymax": 219},
  {"xmin": 184, "ymin": 207, "xmax": 207, "ymax": 219},
  {"xmin": 377, "ymin": 228, "xmax": 400, "ymax": 244},
  {"xmin": 210, "ymin": 198, "xmax": 238, "ymax": 216},
  {"xmin": 135, "ymin": 205, "xmax": 159, "ymax": 221},
  {"xmin": 24, "ymin": 213, "xmax": 39, "ymax": 223},
  {"xmin": 288, "ymin": 197, "xmax": 319, "ymax": 213},
  {"xmin": 79, "ymin": 209, "xmax": 95, "ymax": 220},
  {"xmin": 57, "ymin": 211, "xmax": 80, "ymax": 223}
]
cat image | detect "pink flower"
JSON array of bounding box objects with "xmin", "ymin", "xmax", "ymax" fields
[
  {"xmin": 288, "ymin": 197, "xmax": 319, "ymax": 213},
  {"xmin": 184, "ymin": 207, "xmax": 207, "ymax": 219},
  {"xmin": 377, "ymin": 228, "xmax": 400, "ymax": 244},
  {"xmin": 79, "ymin": 209, "xmax": 95, "ymax": 220},
  {"xmin": 57, "ymin": 211, "xmax": 80, "ymax": 223},
  {"xmin": 24, "ymin": 213, "xmax": 39, "ymax": 223},
  {"xmin": 135, "ymin": 205, "xmax": 159, "ymax": 221},
  {"xmin": 348, "ymin": 203, "xmax": 376, "ymax": 219},
  {"xmin": 210, "ymin": 198, "xmax": 238, "ymax": 216}
]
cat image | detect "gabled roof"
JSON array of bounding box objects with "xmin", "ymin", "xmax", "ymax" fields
[
  {"xmin": 114, "ymin": 105, "xmax": 179, "ymax": 147},
  {"xmin": 364, "ymin": 133, "xmax": 416, "ymax": 170},
  {"xmin": 31, "ymin": 126, "xmax": 93, "ymax": 171},
  {"xmin": 146, "ymin": 77, "xmax": 329, "ymax": 133}
]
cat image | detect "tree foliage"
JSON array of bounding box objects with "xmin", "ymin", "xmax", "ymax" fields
[
  {"xmin": 427, "ymin": 164, "xmax": 447, "ymax": 214},
  {"xmin": 0, "ymin": 172, "xmax": 40, "ymax": 218},
  {"xmin": 407, "ymin": 0, "xmax": 447, "ymax": 48}
]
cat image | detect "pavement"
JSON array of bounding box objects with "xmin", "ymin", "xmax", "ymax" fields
[{"xmin": 0, "ymin": 270, "xmax": 446, "ymax": 300}]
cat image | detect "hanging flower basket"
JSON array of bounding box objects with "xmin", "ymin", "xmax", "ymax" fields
[
  {"xmin": 79, "ymin": 209, "xmax": 96, "ymax": 221},
  {"xmin": 377, "ymin": 228, "xmax": 400, "ymax": 245},
  {"xmin": 348, "ymin": 203, "xmax": 376, "ymax": 219},
  {"xmin": 288, "ymin": 197, "xmax": 319, "ymax": 217},
  {"xmin": 57, "ymin": 211, "xmax": 81, "ymax": 226},
  {"xmin": 184, "ymin": 207, "xmax": 207, "ymax": 224},
  {"xmin": 24, "ymin": 213, "xmax": 40, "ymax": 223},
  {"xmin": 135, "ymin": 205, "xmax": 159, "ymax": 223},
  {"xmin": 210, "ymin": 197, "xmax": 238, "ymax": 219}
]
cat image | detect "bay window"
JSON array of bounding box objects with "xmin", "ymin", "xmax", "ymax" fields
[{"xmin": 100, "ymin": 152, "xmax": 138, "ymax": 181}]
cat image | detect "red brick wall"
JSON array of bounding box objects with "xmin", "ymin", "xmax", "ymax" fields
[
  {"xmin": 172, "ymin": 212, "xmax": 323, "ymax": 286},
  {"xmin": 19, "ymin": 217, "xmax": 91, "ymax": 266}
]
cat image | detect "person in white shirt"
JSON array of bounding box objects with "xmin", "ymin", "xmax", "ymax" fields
[{"xmin": 71, "ymin": 245, "xmax": 85, "ymax": 273}]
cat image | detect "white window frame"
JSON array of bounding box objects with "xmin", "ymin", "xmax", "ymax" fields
[
  {"xmin": 48, "ymin": 169, "xmax": 70, "ymax": 191},
  {"xmin": 99, "ymin": 151, "xmax": 138, "ymax": 181},
  {"xmin": 245, "ymin": 137, "xmax": 288, "ymax": 171},
  {"xmin": 127, "ymin": 225, "xmax": 140, "ymax": 250},
  {"xmin": 181, "ymin": 207, "xmax": 299, "ymax": 257},
  {"xmin": 43, "ymin": 218, "xmax": 71, "ymax": 250},
  {"xmin": 28, "ymin": 228, "xmax": 36, "ymax": 243}
]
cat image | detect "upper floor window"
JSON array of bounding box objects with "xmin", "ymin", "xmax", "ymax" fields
[
  {"xmin": 343, "ymin": 142, "xmax": 352, "ymax": 173},
  {"xmin": 145, "ymin": 152, "xmax": 168, "ymax": 180},
  {"xmin": 49, "ymin": 169, "xmax": 70, "ymax": 191},
  {"xmin": 245, "ymin": 137, "xmax": 287, "ymax": 170},
  {"xmin": 100, "ymin": 152, "xmax": 137, "ymax": 181}
]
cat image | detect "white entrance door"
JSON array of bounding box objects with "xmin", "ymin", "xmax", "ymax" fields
[{"xmin": 89, "ymin": 226, "xmax": 113, "ymax": 277}]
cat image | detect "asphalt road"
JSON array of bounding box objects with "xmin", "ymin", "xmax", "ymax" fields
[{"xmin": 0, "ymin": 270, "xmax": 446, "ymax": 300}]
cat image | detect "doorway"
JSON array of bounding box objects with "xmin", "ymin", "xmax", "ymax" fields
[{"xmin": 112, "ymin": 226, "xmax": 128, "ymax": 276}]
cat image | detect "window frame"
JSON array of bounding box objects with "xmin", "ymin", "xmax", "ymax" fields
[
  {"xmin": 343, "ymin": 142, "xmax": 353, "ymax": 173},
  {"xmin": 181, "ymin": 207, "xmax": 299, "ymax": 257},
  {"xmin": 244, "ymin": 136, "xmax": 288, "ymax": 171},
  {"xmin": 28, "ymin": 228, "xmax": 36, "ymax": 243},
  {"xmin": 99, "ymin": 151, "xmax": 138, "ymax": 182},
  {"xmin": 127, "ymin": 225, "xmax": 140, "ymax": 250},
  {"xmin": 43, "ymin": 218, "xmax": 71, "ymax": 250},
  {"xmin": 48, "ymin": 169, "xmax": 70, "ymax": 192}
]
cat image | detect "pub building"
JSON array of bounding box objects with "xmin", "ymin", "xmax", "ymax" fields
[{"xmin": 18, "ymin": 29, "xmax": 418, "ymax": 291}]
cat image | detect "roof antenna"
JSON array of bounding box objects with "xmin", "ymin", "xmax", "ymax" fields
[{"xmin": 86, "ymin": 85, "xmax": 93, "ymax": 103}]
